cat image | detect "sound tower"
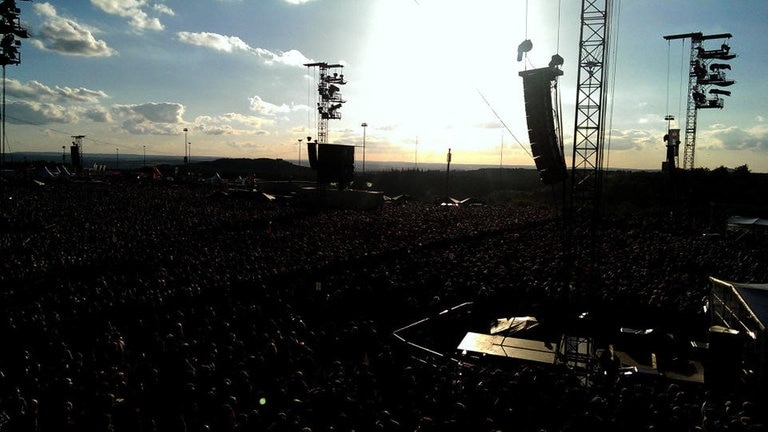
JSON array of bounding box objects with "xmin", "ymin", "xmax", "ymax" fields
[
  {"xmin": 519, "ymin": 67, "xmax": 567, "ymax": 184},
  {"xmin": 706, "ymin": 325, "xmax": 743, "ymax": 392},
  {"xmin": 317, "ymin": 143, "xmax": 354, "ymax": 188},
  {"xmin": 70, "ymin": 145, "xmax": 82, "ymax": 173},
  {"xmin": 307, "ymin": 141, "xmax": 318, "ymax": 169}
]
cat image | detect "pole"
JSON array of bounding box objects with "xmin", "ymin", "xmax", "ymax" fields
[
  {"xmin": 188, "ymin": 142, "xmax": 191, "ymax": 165},
  {"xmin": 143, "ymin": 145, "xmax": 146, "ymax": 166},
  {"xmin": 499, "ymin": 135, "xmax": 504, "ymax": 183},
  {"xmin": 62, "ymin": 146, "xmax": 66, "ymax": 165},
  {"xmin": 183, "ymin": 127, "xmax": 188, "ymax": 165},
  {"xmin": 1, "ymin": 65, "xmax": 5, "ymax": 174},
  {"xmin": 116, "ymin": 147, "xmax": 119, "ymax": 169},
  {"xmin": 446, "ymin": 148, "xmax": 452, "ymax": 196},
  {"xmin": 361, "ymin": 122, "xmax": 367, "ymax": 173},
  {"xmin": 298, "ymin": 138, "xmax": 302, "ymax": 167},
  {"xmin": 414, "ymin": 137, "xmax": 418, "ymax": 170}
]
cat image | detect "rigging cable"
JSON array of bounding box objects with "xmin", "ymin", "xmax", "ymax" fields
[
  {"xmin": 556, "ymin": 0, "xmax": 562, "ymax": 54},
  {"xmin": 678, "ymin": 39, "xmax": 686, "ymax": 124},
  {"xmin": 603, "ymin": 0, "xmax": 622, "ymax": 171},
  {"xmin": 666, "ymin": 39, "xmax": 671, "ymax": 124},
  {"xmin": 475, "ymin": 88, "xmax": 532, "ymax": 159}
]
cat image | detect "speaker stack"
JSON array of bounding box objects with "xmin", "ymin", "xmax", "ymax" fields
[{"xmin": 519, "ymin": 67, "xmax": 567, "ymax": 185}]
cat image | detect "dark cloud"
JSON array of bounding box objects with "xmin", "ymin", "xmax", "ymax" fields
[
  {"xmin": 6, "ymin": 79, "xmax": 109, "ymax": 103},
  {"xmin": 6, "ymin": 101, "xmax": 78, "ymax": 125}
]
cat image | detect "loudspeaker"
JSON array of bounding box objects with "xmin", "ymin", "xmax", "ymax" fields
[
  {"xmin": 519, "ymin": 67, "xmax": 567, "ymax": 184},
  {"xmin": 706, "ymin": 326, "xmax": 742, "ymax": 391},
  {"xmin": 70, "ymin": 145, "xmax": 81, "ymax": 172},
  {"xmin": 307, "ymin": 142, "xmax": 318, "ymax": 169},
  {"xmin": 317, "ymin": 143, "xmax": 355, "ymax": 187}
]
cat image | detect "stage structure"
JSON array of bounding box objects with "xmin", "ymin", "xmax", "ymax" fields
[
  {"xmin": 0, "ymin": 0, "xmax": 30, "ymax": 172},
  {"xmin": 300, "ymin": 62, "xmax": 383, "ymax": 209},
  {"xmin": 303, "ymin": 62, "xmax": 355, "ymax": 188},
  {"xmin": 663, "ymin": 32, "xmax": 735, "ymax": 170},
  {"xmin": 708, "ymin": 277, "xmax": 768, "ymax": 393},
  {"xmin": 70, "ymin": 135, "xmax": 85, "ymax": 174}
]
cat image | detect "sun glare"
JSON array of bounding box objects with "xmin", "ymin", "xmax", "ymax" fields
[{"xmin": 357, "ymin": 0, "xmax": 568, "ymax": 166}]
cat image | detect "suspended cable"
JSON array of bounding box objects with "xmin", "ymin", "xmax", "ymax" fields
[
  {"xmin": 678, "ymin": 40, "xmax": 685, "ymax": 123},
  {"xmin": 525, "ymin": 0, "xmax": 529, "ymax": 40},
  {"xmin": 603, "ymin": 0, "xmax": 622, "ymax": 171},
  {"xmin": 306, "ymin": 65, "xmax": 312, "ymax": 137},
  {"xmin": 475, "ymin": 88, "xmax": 532, "ymax": 159},
  {"xmin": 666, "ymin": 39, "xmax": 671, "ymax": 122},
  {"xmin": 556, "ymin": 0, "xmax": 562, "ymax": 53}
]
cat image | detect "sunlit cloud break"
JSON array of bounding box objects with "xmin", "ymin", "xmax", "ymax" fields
[
  {"xmin": 176, "ymin": 31, "xmax": 311, "ymax": 66},
  {"xmin": 91, "ymin": 0, "xmax": 172, "ymax": 31}
]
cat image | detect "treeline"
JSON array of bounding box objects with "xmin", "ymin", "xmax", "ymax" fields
[{"xmin": 13, "ymin": 156, "xmax": 768, "ymax": 219}]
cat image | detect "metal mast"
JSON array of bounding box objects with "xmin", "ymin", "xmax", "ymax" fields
[
  {"xmin": 560, "ymin": 0, "xmax": 612, "ymax": 387},
  {"xmin": 663, "ymin": 32, "xmax": 735, "ymax": 170},
  {"xmin": 303, "ymin": 62, "xmax": 346, "ymax": 144},
  {"xmin": 570, "ymin": 0, "xmax": 609, "ymax": 230},
  {"xmin": 0, "ymin": 0, "xmax": 31, "ymax": 173}
]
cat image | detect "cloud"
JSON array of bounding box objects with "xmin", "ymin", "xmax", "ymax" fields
[
  {"xmin": 91, "ymin": 0, "xmax": 172, "ymax": 31},
  {"xmin": 193, "ymin": 113, "xmax": 275, "ymax": 135},
  {"xmin": 176, "ymin": 31, "xmax": 311, "ymax": 66},
  {"xmin": 701, "ymin": 124, "xmax": 768, "ymax": 151},
  {"xmin": 84, "ymin": 108, "xmax": 113, "ymax": 123},
  {"xmin": 113, "ymin": 102, "xmax": 185, "ymax": 123},
  {"xmin": 177, "ymin": 32, "xmax": 252, "ymax": 53},
  {"xmin": 6, "ymin": 101, "xmax": 79, "ymax": 125},
  {"xmin": 248, "ymin": 95, "xmax": 294, "ymax": 116},
  {"xmin": 607, "ymin": 128, "xmax": 658, "ymax": 151},
  {"xmin": 6, "ymin": 79, "xmax": 109, "ymax": 103},
  {"xmin": 31, "ymin": 3, "xmax": 117, "ymax": 57},
  {"xmin": 111, "ymin": 102, "xmax": 185, "ymax": 134}
]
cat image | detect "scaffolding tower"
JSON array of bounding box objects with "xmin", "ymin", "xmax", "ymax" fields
[
  {"xmin": 560, "ymin": 0, "xmax": 614, "ymax": 387},
  {"xmin": 663, "ymin": 32, "xmax": 735, "ymax": 170},
  {"xmin": 304, "ymin": 62, "xmax": 346, "ymax": 144}
]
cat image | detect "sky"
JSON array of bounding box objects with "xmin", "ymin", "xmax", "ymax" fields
[{"xmin": 3, "ymin": 0, "xmax": 768, "ymax": 172}]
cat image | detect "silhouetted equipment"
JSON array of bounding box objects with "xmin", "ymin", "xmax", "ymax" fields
[
  {"xmin": 517, "ymin": 39, "xmax": 532, "ymax": 61},
  {"xmin": 70, "ymin": 135, "xmax": 85, "ymax": 173},
  {"xmin": 706, "ymin": 326, "xmax": 743, "ymax": 391},
  {"xmin": 303, "ymin": 62, "xmax": 346, "ymax": 144},
  {"xmin": 519, "ymin": 66, "xmax": 567, "ymax": 185},
  {"xmin": 663, "ymin": 32, "xmax": 735, "ymax": 169},
  {"xmin": 1, "ymin": 0, "xmax": 31, "ymax": 171},
  {"xmin": 708, "ymin": 278, "xmax": 768, "ymax": 392},
  {"xmin": 307, "ymin": 140, "xmax": 318, "ymax": 169},
  {"xmin": 314, "ymin": 143, "xmax": 354, "ymax": 188},
  {"xmin": 70, "ymin": 145, "xmax": 81, "ymax": 172},
  {"xmin": 710, "ymin": 63, "xmax": 731, "ymax": 71},
  {"xmin": 709, "ymin": 89, "xmax": 731, "ymax": 96},
  {"xmin": 0, "ymin": 0, "xmax": 29, "ymax": 67},
  {"xmin": 662, "ymin": 128, "xmax": 680, "ymax": 172},
  {"xmin": 549, "ymin": 54, "xmax": 564, "ymax": 68}
]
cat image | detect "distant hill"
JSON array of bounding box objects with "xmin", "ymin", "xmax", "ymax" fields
[{"xmin": 190, "ymin": 158, "xmax": 316, "ymax": 180}]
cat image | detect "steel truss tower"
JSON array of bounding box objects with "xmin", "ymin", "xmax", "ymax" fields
[
  {"xmin": 303, "ymin": 62, "xmax": 346, "ymax": 144},
  {"xmin": 560, "ymin": 0, "xmax": 613, "ymax": 387},
  {"xmin": 0, "ymin": 0, "xmax": 31, "ymax": 172},
  {"xmin": 663, "ymin": 32, "xmax": 734, "ymax": 170}
]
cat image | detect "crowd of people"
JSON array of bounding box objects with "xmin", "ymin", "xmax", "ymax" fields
[{"xmin": 1, "ymin": 179, "xmax": 766, "ymax": 431}]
